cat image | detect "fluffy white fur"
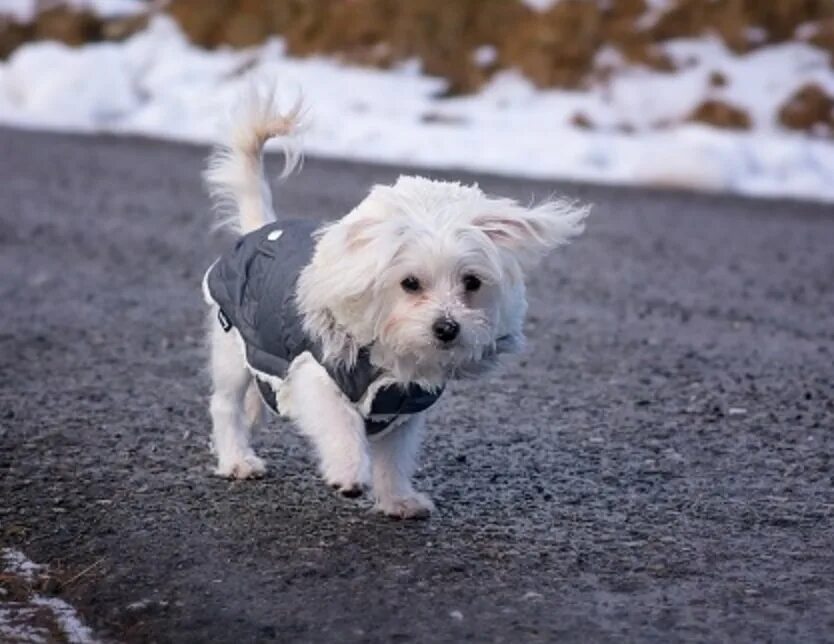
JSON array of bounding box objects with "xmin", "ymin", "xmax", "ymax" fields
[{"xmin": 203, "ymin": 86, "xmax": 589, "ymax": 519}]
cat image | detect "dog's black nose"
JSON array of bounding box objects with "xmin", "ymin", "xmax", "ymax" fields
[{"xmin": 432, "ymin": 318, "xmax": 460, "ymax": 343}]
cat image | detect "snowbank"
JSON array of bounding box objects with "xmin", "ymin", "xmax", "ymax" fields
[
  {"xmin": 0, "ymin": 15, "xmax": 832, "ymax": 202},
  {"xmin": 1, "ymin": 0, "xmax": 144, "ymax": 22},
  {"xmin": 1, "ymin": 549, "xmax": 100, "ymax": 644}
]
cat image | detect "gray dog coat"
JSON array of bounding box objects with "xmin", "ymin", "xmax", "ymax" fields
[{"xmin": 205, "ymin": 219, "xmax": 443, "ymax": 436}]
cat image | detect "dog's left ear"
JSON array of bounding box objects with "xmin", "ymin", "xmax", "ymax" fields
[{"xmin": 472, "ymin": 198, "xmax": 590, "ymax": 255}]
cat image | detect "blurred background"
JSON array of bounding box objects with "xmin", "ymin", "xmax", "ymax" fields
[{"xmin": 1, "ymin": 0, "xmax": 832, "ymax": 201}]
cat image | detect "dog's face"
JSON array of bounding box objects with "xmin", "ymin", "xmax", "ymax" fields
[
  {"xmin": 297, "ymin": 176, "xmax": 588, "ymax": 385},
  {"xmin": 366, "ymin": 218, "xmax": 519, "ymax": 380}
]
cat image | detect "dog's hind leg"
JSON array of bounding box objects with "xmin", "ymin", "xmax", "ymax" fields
[{"xmin": 208, "ymin": 315, "xmax": 266, "ymax": 479}]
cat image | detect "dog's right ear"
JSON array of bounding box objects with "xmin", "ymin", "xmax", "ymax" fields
[
  {"xmin": 296, "ymin": 196, "xmax": 408, "ymax": 365},
  {"xmin": 299, "ymin": 196, "xmax": 404, "ymax": 311},
  {"xmin": 472, "ymin": 198, "xmax": 590, "ymax": 256}
]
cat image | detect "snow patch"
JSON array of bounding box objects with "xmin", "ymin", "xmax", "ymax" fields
[
  {"xmin": 1, "ymin": 549, "xmax": 101, "ymax": 644},
  {"xmin": 472, "ymin": 45, "xmax": 498, "ymax": 68},
  {"xmin": 0, "ymin": 0, "xmax": 145, "ymax": 22},
  {"xmin": 0, "ymin": 15, "xmax": 832, "ymax": 203},
  {"xmin": 2, "ymin": 549, "xmax": 45, "ymax": 583},
  {"xmin": 0, "ymin": 604, "xmax": 44, "ymax": 644},
  {"xmin": 520, "ymin": 0, "xmax": 561, "ymax": 11},
  {"xmin": 32, "ymin": 597, "xmax": 98, "ymax": 644}
]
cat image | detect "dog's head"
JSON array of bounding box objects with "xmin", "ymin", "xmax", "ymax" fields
[{"xmin": 297, "ymin": 176, "xmax": 589, "ymax": 386}]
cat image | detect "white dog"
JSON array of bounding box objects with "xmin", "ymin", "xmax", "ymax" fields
[{"xmin": 202, "ymin": 88, "xmax": 589, "ymax": 519}]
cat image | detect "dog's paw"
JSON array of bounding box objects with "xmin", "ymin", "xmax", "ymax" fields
[
  {"xmin": 330, "ymin": 481, "xmax": 365, "ymax": 498},
  {"xmin": 325, "ymin": 472, "xmax": 370, "ymax": 498},
  {"xmin": 375, "ymin": 493, "xmax": 435, "ymax": 520},
  {"xmin": 322, "ymin": 455, "xmax": 371, "ymax": 499},
  {"xmin": 214, "ymin": 453, "xmax": 266, "ymax": 480}
]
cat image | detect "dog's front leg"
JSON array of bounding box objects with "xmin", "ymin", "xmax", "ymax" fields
[
  {"xmin": 278, "ymin": 353, "xmax": 371, "ymax": 497},
  {"xmin": 370, "ymin": 413, "xmax": 434, "ymax": 519}
]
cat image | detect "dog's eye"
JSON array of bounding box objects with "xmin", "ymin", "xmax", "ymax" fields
[
  {"xmin": 462, "ymin": 274, "xmax": 482, "ymax": 292},
  {"xmin": 401, "ymin": 276, "xmax": 422, "ymax": 293}
]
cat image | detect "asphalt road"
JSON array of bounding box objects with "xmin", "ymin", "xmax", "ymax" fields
[{"xmin": 1, "ymin": 126, "xmax": 833, "ymax": 644}]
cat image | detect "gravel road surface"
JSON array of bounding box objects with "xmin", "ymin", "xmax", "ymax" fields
[{"xmin": 1, "ymin": 127, "xmax": 833, "ymax": 643}]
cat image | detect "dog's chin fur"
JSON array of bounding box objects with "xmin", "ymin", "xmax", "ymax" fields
[{"xmin": 201, "ymin": 84, "xmax": 589, "ymax": 517}]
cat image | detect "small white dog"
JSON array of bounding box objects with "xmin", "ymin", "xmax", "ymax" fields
[{"xmin": 202, "ymin": 88, "xmax": 589, "ymax": 519}]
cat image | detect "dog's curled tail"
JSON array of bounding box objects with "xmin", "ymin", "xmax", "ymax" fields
[{"xmin": 204, "ymin": 85, "xmax": 305, "ymax": 235}]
